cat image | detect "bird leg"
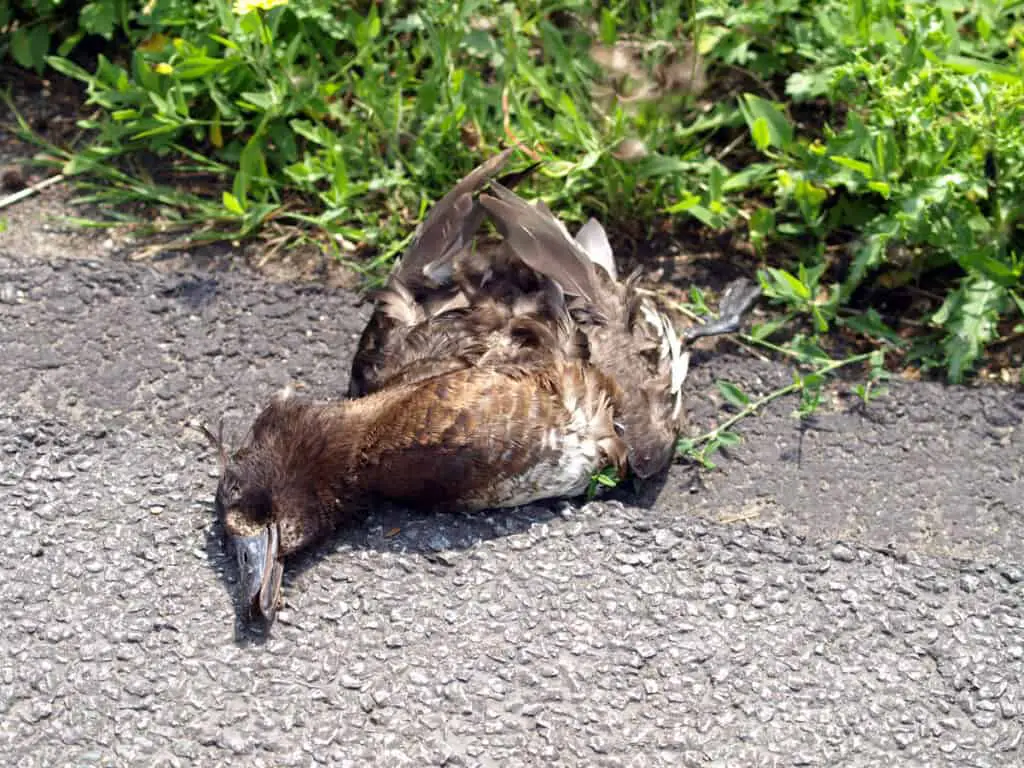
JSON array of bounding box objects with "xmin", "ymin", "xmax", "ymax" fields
[{"xmin": 683, "ymin": 278, "xmax": 762, "ymax": 342}]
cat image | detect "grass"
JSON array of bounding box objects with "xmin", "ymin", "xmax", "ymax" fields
[{"xmin": 2, "ymin": 0, "xmax": 1023, "ymax": 397}]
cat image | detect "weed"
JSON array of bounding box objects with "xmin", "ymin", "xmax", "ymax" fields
[
  {"xmin": 586, "ymin": 466, "xmax": 621, "ymax": 500},
  {"xmin": 675, "ymin": 286, "xmax": 894, "ymax": 468},
  {"xmin": 2, "ymin": 0, "xmax": 1022, "ymax": 381},
  {"xmin": 676, "ymin": 342, "xmax": 886, "ymax": 469}
]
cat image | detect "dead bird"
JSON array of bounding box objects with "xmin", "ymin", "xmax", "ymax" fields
[{"xmin": 204, "ymin": 147, "xmax": 760, "ymax": 624}]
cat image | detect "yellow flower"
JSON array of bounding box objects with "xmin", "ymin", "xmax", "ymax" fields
[
  {"xmin": 233, "ymin": 0, "xmax": 287, "ymax": 13},
  {"xmin": 154, "ymin": 62, "xmax": 174, "ymax": 75}
]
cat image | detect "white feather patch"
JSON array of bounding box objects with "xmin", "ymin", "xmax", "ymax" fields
[{"xmin": 574, "ymin": 218, "xmax": 617, "ymax": 280}]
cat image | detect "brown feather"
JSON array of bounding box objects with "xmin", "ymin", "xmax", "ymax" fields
[
  {"xmin": 478, "ymin": 183, "xmax": 603, "ymax": 308},
  {"xmin": 393, "ymin": 148, "xmax": 539, "ymax": 292}
]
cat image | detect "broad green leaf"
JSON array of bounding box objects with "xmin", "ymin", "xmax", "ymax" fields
[
  {"xmin": 830, "ymin": 155, "xmax": 873, "ymax": 178},
  {"xmin": 751, "ymin": 117, "xmax": 771, "ymax": 151},
  {"xmin": 801, "ymin": 373, "xmax": 825, "ymax": 389},
  {"xmin": 739, "ymin": 94, "xmax": 793, "ymax": 151},
  {"xmin": 715, "ymin": 431, "xmax": 741, "ymax": 447},
  {"xmin": 749, "ymin": 315, "xmax": 790, "ymax": 341},
  {"xmin": 131, "ymin": 50, "xmax": 159, "ymax": 91},
  {"xmin": 682, "ymin": 204, "xmax": 720, "ymax": 227},
  {"xmin": 175, "ymin": 57, "xmax": 228, "ymax": 80},
  {"xmin": 666, "ymin": 193, "xmax": 705, "ymax": 216},
  {"xmin": 762, "ymin": 267, "xmax": 811, "ymax": 301},
  {"xmin": 239, "ymin": 90, "xmax": 275, "ymax": 111},
  {"xmin": 10, "ymin": 26, "xmax": 50, "ymax": 70},
  {"xmin": 717, "ymin": 381, "xmax": 751, "ymax": 409},
  {"xmin": 722, "ymin": 163, "xmax": 774, "ymax": 192},
  {"xmin": 599, "ymin": 9, "xmax": 617, "ymax": 45},
  {"xmin": 290, "ymin": 119, "xmax": 330, "ymax": 146},
  {"xmin": 222, "ymin": 192, "xmax": 245, "ymax": 215},
  {"xmin": 80, "ymin": 1, "xmax": 117, "ymax": 38}
]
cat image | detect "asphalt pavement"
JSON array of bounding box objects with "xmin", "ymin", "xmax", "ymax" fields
[{"xmin": 1, "ymin": 208, "xmax": 1022, "ymax": 767}]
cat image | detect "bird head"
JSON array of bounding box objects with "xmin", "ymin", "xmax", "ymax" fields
[{"xmin": 201, "ymin": 393, "xmax": 349, "ymax": 625}]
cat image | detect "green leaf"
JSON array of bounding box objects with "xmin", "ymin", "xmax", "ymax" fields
[
  {"xmin": 57, "ymin": 30, "xmax": 84, "ymax": 57},
  {"xmin": 664, "ymin": 193, "xmax": 701, "ymax": 214},
  {"xmin": 222, "ymin": 191, "xmax": 245, "ymax": 215},
  {"xmin": 331, "ymin": 152, "xmax": 349, "ymax": 202},
  {"xmin": 830, "ymin": 155, "xmax": 873, "ymax": 178},
  {"xmin": 717, "ymin": 381, "xmax": 750, "ymax": 410},
  {"xmin": 208, "ymin": 34, "xmax": 239, "ymax": 51},
  {"xmin": 749, "ymin": 207, "xmax": 776, "ymax": 238},
  {"xmin": 749, "ymin": 315, "xmax": 791, "ymax": 341},
  {"xmin": 801, "ymin": 372, "xmax": 825, "ymax": 390},
  {"xmin": 715, "ymin": 431, "xmax": 741, "ymax": 447},
  {"xmin": 675, "ymin": 438, "xmax": 695, "ymax": 455},
  {"xmin": 147, "ymin": 91, "xmax": 176, "ymax": 118},
  {"xmin": 239, "ymin": 90, "xmax": 276, "ymax": 111},
  {"xmin": 687, "ymin": 286, "xmax": 710, "ymax": 315},
  {"xmin": 238, "ymin": 10, "xmax": 263, "ymax": 38},
  {"xmin": 45, "ymin": 55, "xmax": 94, "ymax": 83},
  {"xmin": 942, "ymin": 55, "xmax": 1022, "ymax": 85},
  {"xmin": 80, "ymin": 1, "xmax": 118, "ymax": 38},
  {"xmin": 936, "ymin": 276, "xmax": 1005, "ymax": 382},
  {"xmin": 356, "ymin": 5, "xmax": 381, "ymax": 47},
  {"xmin": 131, "ymin": 50, "xmax": 159, "ymax": 91},
  {"xmin": 785, "ymin": 70, "xmax": 830, "ymax": 99},
  {"xmin": 10, "ymin": 26, "xmax": 50, "ymax": 71},
  {"xmin": 751, "ymin": 118, "xmax": 771, "ymax": 152},
  {"xmin": 290, "ymin": 119, "xmax": 331, "ymax": 146},
  {"xmin": 955, "ymin": 250, "xmax": 1022, "ymax": 288},
  {"xmin": 236, "ymin": 136, "xmax": 267, "ymax": 203},
  {"xmin": 810, "ymin": 305, "xmax": 830, "ymax": 333},
  {"xmin": 175, "ymin": 56, "xmax": 229, "ymax": 80},
  {"xmin": 722, "ymin": 163, "xmax": 774, "ymax": 193},
  {"xmin": 761, "ymin": 267, "xmax": 811, "ymax": 302},
  {"xmin": 739, "ymin": 94, "xmax": 793, "ymax": 151},
  {"xmin": 599, "ymin": 9, "xmax": 617, "ymax": 45},
  {"xmin": 683, "ymin": 204, "xmax": 720, "ymax": 227}
]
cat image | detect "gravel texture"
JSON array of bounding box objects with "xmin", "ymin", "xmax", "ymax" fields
[{"xmin": 1, "ymin": 229, "xmax": 1022, "ymax": 767}]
